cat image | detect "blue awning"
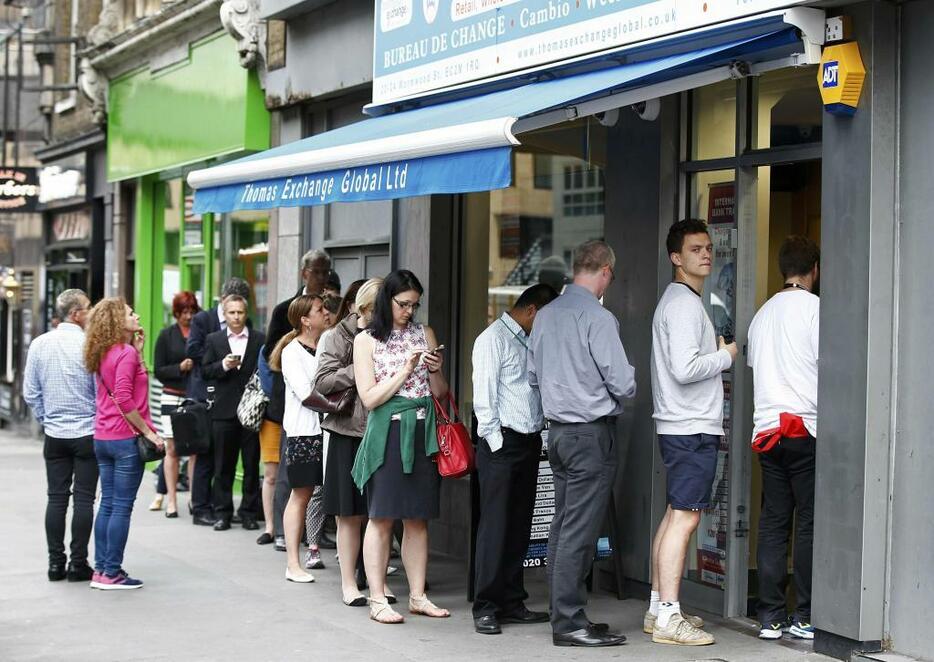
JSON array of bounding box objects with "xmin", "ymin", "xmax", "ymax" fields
[{"xmin": 189, "ymin": 24, "xmax": 814, "ymax": 214}]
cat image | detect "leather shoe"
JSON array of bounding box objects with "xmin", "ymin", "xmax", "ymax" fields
[
  {"xmin": 589, "ymin": 621, "xmax": 609, "ymax": 632},
  {"xmin": 474, "ymin": 615, "xmax": 502, "ymax": 635},
  {"xmin": 318, "ymin": 531, "xmax": 337, "ymax": 549},
  {"xmin": 553, "ymin": 626, "xmax": 626, "ymax": 647},
  {"xmin": 192, "ymin": 513, "xmax": 216, "ymax": 526},
  {"xmin": 256, "ymin": 532, "xmax": 275, "ymax": 545},
  {"xmin": 213, "ymin": 518, "xmax": 232, "ymax": 531},
  {"xmin": 242, "ymin": 517, "xmax": 259, "ymax": 531},
  {"xmin": 48, "ymin": 562, "xmax": 66, "ymax": 582},
  {"xmin": 500, "ymin": 606, "xmax": 549, "ymax": 624},
  {"xmin": 66, "ymin": 562, "xmax": 94, "ymax": 582}
]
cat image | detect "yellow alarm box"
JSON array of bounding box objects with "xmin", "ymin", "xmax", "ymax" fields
[{"xmin": 818, "ymin": 42, "xmax": 866, "ymax": 116}]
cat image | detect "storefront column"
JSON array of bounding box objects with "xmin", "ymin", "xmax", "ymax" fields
[
  {"xmin": 600, "ymin": 99, "xmax": 676, "ymax": 593},
  {"xmin": 812, "ymin": 1, "xmax": 897, "ymax": 657},
  {"xmin": 133, "ymin": 175, "xmax": 164, "ymax": 367}
]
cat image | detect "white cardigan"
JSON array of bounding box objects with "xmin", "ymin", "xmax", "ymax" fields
[{"xmin": 281, "ymin": 339, "xmax": 323, "ymax": 438}]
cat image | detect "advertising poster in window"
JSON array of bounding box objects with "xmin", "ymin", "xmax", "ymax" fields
[
  {"xmin": 525, "ymin": 432, "xmax": 553, "ymax": 567},
  {"xmin": 708, "ymin": 182, "xmax": 736, "ymax": 341}
]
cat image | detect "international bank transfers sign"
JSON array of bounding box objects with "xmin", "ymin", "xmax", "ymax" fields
[{"xmin": 373, "ymin": 0, "xmax": 809, "ymax": 105}]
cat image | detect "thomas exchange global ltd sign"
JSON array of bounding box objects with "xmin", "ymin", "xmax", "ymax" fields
[
  {"xmin": 373, "ymin": 0, "xmax": 810, "ymax": 105},
  {"xmin": 0, "ymin": 167, "xmax": 39, "ymax": 212}
]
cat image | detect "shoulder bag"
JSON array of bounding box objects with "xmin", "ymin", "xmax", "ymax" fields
[
  {"xmin": 237, "ymin": 370, "xmax": 269, "ymax": 432},
  {"xmin": 302, "ymin": 387, "xmax": 355, "ymax": 414},
  {"xmin": 432, "ymin": 392, "xmax": 474, "ymax": 478},
  {"xmin": 170, "ymin": 398, "xmax": 213, "ymax": 455},
  {"xmin": 101, "ymin": 373, "xmax": 165, "ymax": 463}
]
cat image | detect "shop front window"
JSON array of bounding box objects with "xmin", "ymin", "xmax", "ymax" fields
[
  {"xmin": 756, "ymin": 66, "xmax": 822, "ymax": 149},
  {"xmin": 692, "ymin": 79, "xmax": 737, "ymax": 160},
  {"xmin": 220, "ymin": 211, "xmax": 270, "ymax": 332},
  {"xmin": 162, "ymin": 180, "xmax": 182, "ymax": 326}
]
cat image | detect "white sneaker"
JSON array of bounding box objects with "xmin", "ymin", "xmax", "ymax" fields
[
  {"xmin": 652, "ymin": 613, "xmax": 715, "ymax": 646},
  {"xmin": 644, "ymin": 608, "xmax": 705, "ymax": 634},
  {"xmin": 759, "ymin": 622, "xmax": 784, "ymax": 639},
  {"xmin": 285, "ymin": 569, "xmax": 315, "ymax": 583}
]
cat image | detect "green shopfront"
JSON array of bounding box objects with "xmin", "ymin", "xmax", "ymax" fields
[{"xmin": 106, "ymin": 30, "xmax": 270, "ymax": 360}]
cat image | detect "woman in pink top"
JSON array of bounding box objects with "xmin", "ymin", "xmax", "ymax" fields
[{"xmin": 83, "ymin": 297, "xmax": 165, "ymax": 590}]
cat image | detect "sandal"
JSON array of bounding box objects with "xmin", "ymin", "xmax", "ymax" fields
[
  {"xmin": 408, "ymin": 594, "xmax": 450, "ymax": 618},
  {"xmin": 369, "ymin": 597, "xmax": 404, "ymax": 624}
]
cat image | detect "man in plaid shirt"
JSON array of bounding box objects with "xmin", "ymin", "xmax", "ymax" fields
[{"xmin": 23, "ymin": 289, "xmax": 98, "ymax": 583}]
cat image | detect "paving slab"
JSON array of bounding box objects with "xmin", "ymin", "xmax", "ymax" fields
[{"xmin": 0, "ymin": 429, "xmax": 833, "ymax": 662}]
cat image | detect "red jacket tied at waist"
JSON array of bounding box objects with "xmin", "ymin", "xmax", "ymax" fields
[{"xmin": 751, "ymin": 412, "xmax": 809, "ymax": 453}]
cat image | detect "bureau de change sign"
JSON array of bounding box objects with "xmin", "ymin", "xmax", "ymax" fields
[{"xmin": 373, "ymin": 0, "xmax": 809, "ymax": 105}]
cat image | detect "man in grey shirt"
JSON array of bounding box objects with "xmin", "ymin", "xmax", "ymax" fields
[{"xmin": 528, "ymin": 240, "xmax": 636, "ymax": 647}]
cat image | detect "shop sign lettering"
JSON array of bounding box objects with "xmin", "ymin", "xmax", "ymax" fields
[
  {"xmin": 0, "ymin": 167, "xmax": 39, "ymax": 212},
  {"xmin": 373, "ymin": 0, "xmax": 811, "ymax": 105}
]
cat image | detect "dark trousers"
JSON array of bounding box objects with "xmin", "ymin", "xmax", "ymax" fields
[
  {"xmin": 44, "ymin": 434, "xmax": 98, "ymax": 566},
  {"xmin": 473, "ymin": 428, "xmax": 542, "ymax": 618},
  {"xmin": 212, "ymin": 419, "xmax": 260, "ymax": 520},
  {"xmin": 757, "ymin": 436, "xmax": 816, "ymax": 625},
  {"xmin": 547, "ymin": 419, "xmax": 617, "ymax": 634},
  {"xmin": 273, "ymin": 427, "xmax": 290, "ymax": 537},
  {"xmin": 191, "ymin": 437, "xmax": 215, "ymax": 518}
]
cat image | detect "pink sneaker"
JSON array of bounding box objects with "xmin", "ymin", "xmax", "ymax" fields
[
  {"xmin": 93, "ymin": 571, "xmax": 144, "ymax": 590},
  {"xmin": 89, "ymin": 570, "xmax": 103, "ymax": 589}
]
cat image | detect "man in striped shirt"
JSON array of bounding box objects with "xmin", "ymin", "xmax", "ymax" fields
[
  {"xmin": 471, "ymin": 283, "xmax": 558, "ymax": 635},
  {"xmin": 23, "ymin": 289, "xmax": 97, "ymax": 583}
]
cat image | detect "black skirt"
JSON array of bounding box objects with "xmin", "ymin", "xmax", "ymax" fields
[
  {"xmin": 323, "ymin": 431, "xmax": 368, "ymax": 517},
  {"xmin": 285, "ymin": 435, "xmax": 324, "ymax": 488},
  {"xmin": 365, "ymin": 420, "xmax": 440, "ymax": 520}
]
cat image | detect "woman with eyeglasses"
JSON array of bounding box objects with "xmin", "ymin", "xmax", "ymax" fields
[{"xmin": 352, "ymin": 270, "xmax": 449, "ymax": 624}]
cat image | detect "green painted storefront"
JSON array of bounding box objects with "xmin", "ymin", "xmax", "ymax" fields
[{"xmin": 107, "ymin": 31, "xmax": 270, "ymax": 362}]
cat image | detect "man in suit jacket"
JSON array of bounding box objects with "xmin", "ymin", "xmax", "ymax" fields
[
  {"xmin": 265, "ymin": 249, "xmax": 331, "ymax": 549},
  {"xmin": 203, "ymin": 294, "xmax": 265, "ymax": 531},
  {"xmin": 187, "ymin": 277, "xmax": 252, "ymax": 526}
]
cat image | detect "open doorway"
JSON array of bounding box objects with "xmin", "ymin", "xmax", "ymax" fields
[{"xmin": 746, "ymin": 159, "xmax": 821, "ymax": 617}]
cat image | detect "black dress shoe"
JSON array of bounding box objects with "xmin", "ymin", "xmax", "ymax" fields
[
  {"xmin": 553, "ymin": 626, "xmax": 626, "ymax": 647},
  {"xmin": 474, "ymin": 615, "xmax": 502, "ymax": 635},
  {"xmin": 589, "ymin": 621, "xmax": 609, "ymax": 632},
  {"xmin": 48, "ymin": 563, "xmax": 66, "ymax": 582},
  {"xmin": 213, "ymin": 518, "xmax": 232, "ymax": 531},
  {"xmin": 500, "ymin": 606, "xmax": 550, "ymax": 624},
  {"xmin": 318, "ymin": 531, "xmax": 337, "ymax": 549},
  {"xmin": 241, "ymin": 517, "xmax": 259, "ymax": 531},
  {"xmin": 66, "ymin": 562, "xmax": 94, "ymax": 582},
  {"xmin": 165, "ymin": 510, "xmax": 179, "ymax": 519},
  {"xmin": 256, "ymin": 532, "xmax": 275, "ymax": 545},
  {"xmin": 192, "ymin": 513, "xmax": 216, "ymax": 526}
]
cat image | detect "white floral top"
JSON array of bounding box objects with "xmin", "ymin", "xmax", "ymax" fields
[{"xmin": 372, "ymin": 323, "xmax": 431, "ymax": 417}]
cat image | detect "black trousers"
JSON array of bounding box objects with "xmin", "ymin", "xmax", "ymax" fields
[
  {"xmin": 757, "ymin": 436, "xmax": 816, "ymax": 625},
  {"xmin": 191, "ymin": 435, "xmax": 215, "ymax": 518},
  {"xmin": 547, "ymin": 419, "xmax": 617, "ymax": 634},
  {"xmin": 473, "ymin": 428, "xmax": 542, "ymax": 618},
  {"xmin": 44, "ymin": 435, "xmax": 98, "ymax": 566},
  {"xmin": 212, "ymin": 419, "xmax": 260, "ymax": 520}
]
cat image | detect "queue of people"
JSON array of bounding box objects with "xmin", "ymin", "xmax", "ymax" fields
[{"xmin": 23, "ymin": 227, "xmax": 819, "ymax": 646}]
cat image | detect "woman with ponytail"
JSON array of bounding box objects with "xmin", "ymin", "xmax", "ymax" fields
[{"xmin": 269, "ymin": 294, "xmax": 330, "ymax": 583}]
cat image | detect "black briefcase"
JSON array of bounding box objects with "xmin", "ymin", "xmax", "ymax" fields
[{"xmin": 170, "ymin": 399, "xmax": 212, "ymax": 456}]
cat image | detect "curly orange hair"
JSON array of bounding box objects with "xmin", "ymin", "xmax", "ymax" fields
[{"xmin": 84, "ymin": 297, "xmax": 130, "ymax": 374}]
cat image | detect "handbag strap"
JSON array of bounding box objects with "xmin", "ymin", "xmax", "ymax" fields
[
  {"xmin": 99, "ymin": 367, "xmax": 143, "ymax": 436},
  {"xmin": 431, "ymin": 392, "xmax": 459, "ymax": 424}
]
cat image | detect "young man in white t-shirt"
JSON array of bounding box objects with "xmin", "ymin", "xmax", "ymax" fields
[
  {"xmin": 648, "ymin": 219, "xmax": 737, "ymax": 646},
  {"xmin": 747, "ymin": 236, "xmax": 819, "ymax": 641}
]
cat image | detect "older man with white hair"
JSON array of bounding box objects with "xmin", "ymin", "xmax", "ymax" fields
[{"xmin": 23, "ymin": 289, "xmax": 98, "ymax": 583}]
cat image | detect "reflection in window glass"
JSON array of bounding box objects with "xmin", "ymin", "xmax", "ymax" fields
[
  {"xmin": 756, "ymin": 66, "xmax": 822, "ymax": 149},
  {"xmin": 221, "ymin": 211, "xmax": 270, "ymax": 332},
  {"xmin": 692, "ymin": 79, "xmax": 737, "ymax": 160},
  {"xmin": 162, "ymin": 180, "xmax": 182, "ymax": 326},
  {"xmin": 487, "ymin": 118, "xmax": 606, "ymax": 324}
]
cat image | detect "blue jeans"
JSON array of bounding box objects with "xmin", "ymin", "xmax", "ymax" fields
[{"xmin": 94, "ymin": 438, "xmax": 144, "ymax": 576}]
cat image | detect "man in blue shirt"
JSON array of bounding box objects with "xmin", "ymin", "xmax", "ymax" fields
[{"xmin": 23, "ymin": 289, "xmax": 98, "ymax": 583}]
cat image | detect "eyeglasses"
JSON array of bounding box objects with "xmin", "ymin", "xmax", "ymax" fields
[{"xmin": 393, "ymin": 297, "xmax": 421, "ymax": 312}]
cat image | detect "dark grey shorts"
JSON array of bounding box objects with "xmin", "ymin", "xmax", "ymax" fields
[{"xmin": 658, "ymin": 433, "xmax": 720, "ymax": 511}]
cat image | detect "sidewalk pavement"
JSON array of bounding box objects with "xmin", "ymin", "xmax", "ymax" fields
[{"xmin": 0, "ymin": 428, "xmax": 834, "ymax": 662}]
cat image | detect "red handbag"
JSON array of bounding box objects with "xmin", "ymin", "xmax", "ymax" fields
[{"xmin": 432, "ymin": 393, "xmax": 475, "ymax": 478}]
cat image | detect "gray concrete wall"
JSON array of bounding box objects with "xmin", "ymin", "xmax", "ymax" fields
[
  {"xmin": 812, "ymin": 1, "xmax": 897, "ymax": 655},
  {"xmin": 889, "ymin": 2, "xmax": 934, "ymax": 658},
  {"xmin": 264, "ymin": 0, "xmax": 374, "ymax": 107}
]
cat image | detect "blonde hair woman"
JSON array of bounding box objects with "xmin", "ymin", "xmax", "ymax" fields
[
  {"xmin": 84, "ymin": 297, "xmax": 164, "ymax": 590},
  {"xmin": 316, "ymin": 278, "xmax": 383, "ymax": 606}
]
